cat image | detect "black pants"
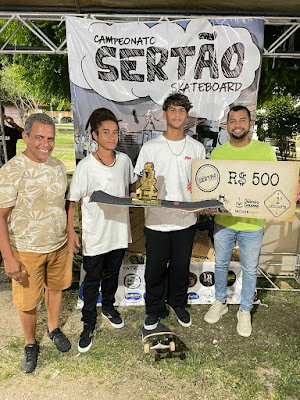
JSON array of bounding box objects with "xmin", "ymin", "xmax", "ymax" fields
[
  {"xmin": 144, "ymin": 224, "xmax": 196, "ymax": 316},
  {"xmin": 82, "ymin": 248, "xmax": 126, "ymax": 326}
]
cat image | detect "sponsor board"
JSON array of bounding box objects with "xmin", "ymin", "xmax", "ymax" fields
[
  {"xmin": 116, "ymin": 264, "xmax": 146, "ymax": 306},
  {"xmin": 192, "ymin": 159, "xmax": 299, "ymax": 222},
  {"xmin": 116, "ymin": 262, "xmax": 242, "ymax": 306},
  {"xmin": 77, "ymin": 262, "xmax": 243, "ymax": 307},
  {"xmin": 187, "ymin": 262, "xmax": 242, "ymax": 304}
]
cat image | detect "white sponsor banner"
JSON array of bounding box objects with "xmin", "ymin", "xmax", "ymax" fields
[
  {"xmin": 116, "ymin": 264, "xmax": 146, "ymax": 306},
  {"xmin": 77, "ymin": 262, "xmax": 243, "ymax": 308},
  {"xmin": 66, "ymin": 17, "xmax": 264, "ymax": 161},
  {"xmin": 192, "ymin": 159, "xmax": 299, "ymax": 222},
  {"xmin": 117, "ymin": 262, "xmax": 242, "ymax": 306},
  {"xmin": 187, "ymin": 262, "xmax": 242, "ymax": 305}
]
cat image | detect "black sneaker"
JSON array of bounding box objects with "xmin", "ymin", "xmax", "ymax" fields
[
  {"xmin": 21, "ymin": 343, "xmax": 39, "ymax": 374},
  {"xmin": 171, "ymin": 306, "xmax": 192, "ymax": 327},
  {"xmin": 144, "ymin": 314, "xmax": 160, "ymax": 330},
  {"xmin": 101, "ymin": 308, "xmax": 124, "ymax": 329},
  {"xmin": 47, "ymin": 327, "xmax": 71, "ymax": 352},
  {"xmin": 78, "ymin": 324, "xmax": 95, "ymax": 353}
]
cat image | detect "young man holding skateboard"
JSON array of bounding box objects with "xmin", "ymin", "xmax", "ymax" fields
[
  {"xmin": 134, "ymin": 93, "xmax": 205, "ymax": 330},
  {"xmin": 67, "ymin": 108, "xmax": 136, "ymax": 352}
]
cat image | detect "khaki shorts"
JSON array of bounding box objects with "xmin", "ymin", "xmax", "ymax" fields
[{"xmin": 12, "ymin": 243, "xmax": 73, "ymax": 311}]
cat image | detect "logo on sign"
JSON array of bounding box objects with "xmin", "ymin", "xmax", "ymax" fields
[
  {"xmin": 124, "ymin": 274, "xmax": 141, "ymax": 289},
  {"xmin": 195, "ymin": 164, "xmax": 220, "ymax": 192},
  {"xmin": 188, "ymin": 292, "xmax": 200, "ymax": 301},
  {"xmin": 200, "ymin": 271, "xmax": 215, "ymax": 286},
  {"xmin": 264, "ymin": 190, "xmax": 291, "ymax": 218},
  {"xmin": 124, "ymin": 291, "xmax": 142, "ymax": 302},
  {"xmin": 189, "ymin": 272, "xmax": 198, "ymax": 287},
  {"xmin": 244, "ymin": 198, "xmax": 259, "ymax": 208},
  {"xmin": 227, "ymin": 270, "xmax": 236, "ymax": 287}
]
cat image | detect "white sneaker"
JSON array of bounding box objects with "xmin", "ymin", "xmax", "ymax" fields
[
  {"xmin": 237, "ymin": 310, "xmax": 252, "ymax": 337},
  {"xmin": 204, "ymin": 300, "xmax": 228, "ymax": 324}
]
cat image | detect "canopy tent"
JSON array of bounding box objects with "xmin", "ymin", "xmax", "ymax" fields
[
  {"xmin": 1, "ymin": 0, "xmax": 300, "ymax": 17},
  {"xmin": 0, "ymin": 1, "xmax": 299, "ymax": 57}
]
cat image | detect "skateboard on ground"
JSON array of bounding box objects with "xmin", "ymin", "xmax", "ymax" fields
[
  {"xmin": 142, "ymin": 323, "xmax": 177, "ymax": 355},
  {"xmin": 89, "ymin": 190, "xmax": 223, "ymax": 212}
]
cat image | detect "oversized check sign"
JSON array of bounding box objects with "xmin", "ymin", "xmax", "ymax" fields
[{"xmin": 192, "ymin": 160, "xmax": 300, "ymax": 222}]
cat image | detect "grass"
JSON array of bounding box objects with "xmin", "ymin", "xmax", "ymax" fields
[{"xmin": 0, "ymin": 278, "xmax": 299, "ymax": 399}]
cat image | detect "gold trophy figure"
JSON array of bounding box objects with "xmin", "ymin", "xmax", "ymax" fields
[{"xmin": 133, "ymin": 162, "xmax": 161, "ymax": 205}]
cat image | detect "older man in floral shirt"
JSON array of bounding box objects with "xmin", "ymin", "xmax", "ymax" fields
[{"xmin": 0, "ymin": 113, "xmax": 72, "ymax": 373}]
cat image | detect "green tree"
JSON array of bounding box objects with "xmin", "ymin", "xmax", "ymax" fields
[
  {"xmin": 258, "ymin": 59, "xmax": 300, "ymax": 106},
  {"xmin": 0, "ymin": 20, "xmax": 71, "ymax": 111},
  {"xmin": 258, "ymin": 25, "xmax": 300, "ymax": 105},
  {"xmin": 256, "ymin": 95, "xmax": 300, "ymax": 160},
  {"xmin": 0, "ymin": 64, "xmax": 38, "ymax": 121}
]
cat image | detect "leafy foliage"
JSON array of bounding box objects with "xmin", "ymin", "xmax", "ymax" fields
[
  {"xmin": 258, "ymin": 59, "xmax": 300, "ymax": 106},
  {"xmin": 258, "ymin": 25, "xmax": 300, "ymax": 105},
  {"xmin": 0, "ymin": 20, "xmax": 71, "ymax": 112},
  {"xmin": 0, "ymin": 63, "xmax": 38, "ymax": 120},
  {"xmin": 256, "ymin": 95, "xmax": 300, "ymax": 160}
]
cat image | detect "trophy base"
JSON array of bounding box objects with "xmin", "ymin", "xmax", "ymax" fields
[{"xmin": 132, "ymin": 198, "xmax": 162, "ymax": 206}]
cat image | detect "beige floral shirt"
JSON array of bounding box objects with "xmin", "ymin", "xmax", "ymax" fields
[{"xmin": 0, "ymin": 153, "xmax": 68, "ymax": 253}]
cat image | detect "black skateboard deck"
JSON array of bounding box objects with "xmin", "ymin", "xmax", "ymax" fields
[
  {"xmin": 89, "ymin": 190, "xmax": 223, "ymax": 212},
  {"xmin": 142, "ymin": 323, "xmax": 177, "ymax": 353}
]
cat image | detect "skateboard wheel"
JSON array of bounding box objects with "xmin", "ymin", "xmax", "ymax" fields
[
  {"xmin": 144, "ymin": 343, "xmax": 150, "ymax": 353},
  {"xmin": 170, "ymin": 341, "xmax": 175, "ymax": 352}
]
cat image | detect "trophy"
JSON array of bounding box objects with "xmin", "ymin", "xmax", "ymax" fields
[{"xmin": 132, "ymin": 162, "xmax": 161, "ymax": 205}]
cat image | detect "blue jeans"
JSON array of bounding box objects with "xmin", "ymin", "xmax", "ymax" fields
[{"xmin": 213, "ymin": 223, "xmax": 264, "ymax": 312}]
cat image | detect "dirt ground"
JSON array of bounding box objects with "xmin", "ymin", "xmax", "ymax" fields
[
  {"xmin": 0, "ymin": 280, "xmax": 200, "ymax": 400},
  {"xmin": 1, "ymin": 272, "xmax": 299, "ymax": 400},
  {"xmin": 1, "ymin": 281, "xmax": 132, "ymax": 400}
]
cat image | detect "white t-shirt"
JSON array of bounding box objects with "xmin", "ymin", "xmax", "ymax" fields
[
  {"xmin": 134, "ymin": 134, "xmax": 205, "ymax": 231},
  {"xmin": 68, "ymin": 152, "xmax": 136, "ymax": 256}
]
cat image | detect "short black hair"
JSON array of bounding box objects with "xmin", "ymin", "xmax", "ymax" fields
[
  {"xmin": 162, "ymin": 93, "xmax": 192, "ymax": 112},
  {"xmin": 227, "ymin": 105, "xmax": 251, "ymax": 121},
  {"xmin": 85, "ymin": 108, "xmax": 119, "ymax": 134}
]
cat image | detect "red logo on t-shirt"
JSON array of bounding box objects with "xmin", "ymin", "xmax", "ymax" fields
[{"xmin": 185, "ymin": 156, "xmax": 191, "ymax": 160}]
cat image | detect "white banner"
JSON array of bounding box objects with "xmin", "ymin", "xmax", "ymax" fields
[
  {"xmin": 76, "ymin": 262, "xmax": 242, "ymax": 308},
  {"xmin": 66, "ymin": 17, "xmax": 264, "ymax": 161}
]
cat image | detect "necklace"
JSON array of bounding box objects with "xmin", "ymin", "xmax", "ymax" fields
[
  {"xmin": 96, "ymin": 151, "xmax": 116, "ymax": 167},
  {"xmin": 165, "ymin": 135, "xmax": 186, "ymax": 156}
]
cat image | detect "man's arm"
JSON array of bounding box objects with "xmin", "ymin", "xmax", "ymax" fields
[
  {"xmin": 4, "ymin": 116, "xmax": 23, "ymax": 134},
  {"xmin": 0, "ymin": 207, "xmax": 23, "ymax": 281},
  {"xmin": 66, "ymin": 200, "xmax": 80, "ymax": 256}
]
